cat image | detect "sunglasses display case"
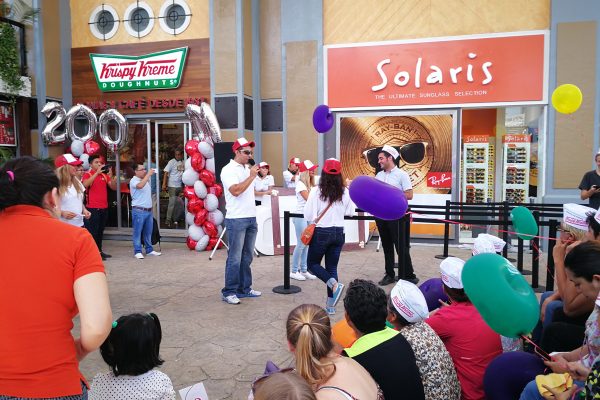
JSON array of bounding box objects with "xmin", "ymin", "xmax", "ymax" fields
[
  {"xmin": 502, "ymin": 135, "xmax": 530, "ymax": 203},
  {"xmin": 461, "ymin": 136, "xmax": 494, "ymax": 204}
]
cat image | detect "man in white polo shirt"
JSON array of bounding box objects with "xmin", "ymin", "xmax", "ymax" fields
[
  {"xmin": 375, "ymin": 144, "xmax": 417, "ymax": 286},
  {"xmin": 220, "ymin": 138, "xmax": 262, "ymax": 304}
]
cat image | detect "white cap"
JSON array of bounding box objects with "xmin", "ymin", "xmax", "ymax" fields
[
  {"xmin": 477, "ymin": 233, "xmax": 506, "ymax": 253},
  {"xmin": 390, "ymin": 280, "xmax": 429, "ymax": 323},
  {"xmin": 258, "ymin": 161, "xmax": 269, "ymax": 168},
  {"xmin": 472, "ymin": 236, "xmax": 496, "ymax": 255},
  {"xmin": 563, "ymin": 203, "xmax": 595, "ymax": 231},
  {"xmin": 440, "ymin": 257, "xmax": 465, "ymax": 289},
  {"xmin": 381, "ymin": 145, "xmax": 400, "ymax": 160}
]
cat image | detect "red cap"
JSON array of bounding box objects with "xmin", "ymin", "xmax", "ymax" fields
[
  {"xmin": 55, "ymin": 154, "xmax": 83, "ymax": 168},
  {"xmin": 299, "ymin": 160, "xmax": 318, "ymax": 172},
  {"xmin": 258, "ymin": 162, "xmax": 270, "ymax": 168},
  {"xmin": 232, "ymin": 138, "xmax": 255, "ymax": 152},
  {"xmin": 322, "ymin": 158, "xmax": 342, "ymax": 175},
  {"xmin": 289, "ymin": 157, "xmax": 301, "ymax": 165}
]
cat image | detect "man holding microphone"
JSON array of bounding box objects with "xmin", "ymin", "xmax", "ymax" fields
[
  {"xmin": 375, "ymin": 145, "xmax": 418, "ymax": 285},
  {"xmin": 220, "ymin": 138, "xmax": 262, "ymax": 304}
]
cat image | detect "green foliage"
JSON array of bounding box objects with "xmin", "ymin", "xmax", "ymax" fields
[
  {"xmin": 0, "ymin": 22, "xmax": 23, "ymax": 95},
  {"xmin": 0, "ymin": 146, "xmax": 16, "ymax": 166}
]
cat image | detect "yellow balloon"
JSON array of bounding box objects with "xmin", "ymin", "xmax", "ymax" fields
[{"xmin": 552, "ymin": 84, "xmax": 583, "ymax": 114}]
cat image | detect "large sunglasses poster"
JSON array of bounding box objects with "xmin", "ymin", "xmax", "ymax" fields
[{"xmin": 340, "ymin": 114, "xmax": 453, "ymax": 236}]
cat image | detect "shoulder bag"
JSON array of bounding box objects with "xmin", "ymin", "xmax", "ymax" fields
[{"xmin": 300, "ymin": 202, "xmax": 333, "ymax": 245}]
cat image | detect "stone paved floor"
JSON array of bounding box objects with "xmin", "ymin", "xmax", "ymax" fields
[{"xmin": 77, "ymin": 240, "xmax": 548, "ymax": 400}]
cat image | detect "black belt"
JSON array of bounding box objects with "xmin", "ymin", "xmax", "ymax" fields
[{"xmin": 132, "ymin": 206, "xmax": 152, "ymax": 212}]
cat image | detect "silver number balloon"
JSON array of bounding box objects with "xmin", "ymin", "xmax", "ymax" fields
[
  {"xmin": 40, "ymin": 102, "xmax": 66, "ymax": 145},
  {"xmin": 98, "ymin": 109, "xmax": 128, "ymax": 152},
  {"xmin": 199, "ymin": 102, "xmax": 222, "ymax": 144},
  {"xmin": 65, "ymin": 104, "xmax": 97, "ymax": 143},
  {"xmin": 185, "ymin": 104, "xmax": 202, "ymax": 141}
]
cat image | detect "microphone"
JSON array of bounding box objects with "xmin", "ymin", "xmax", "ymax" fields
[{"xmin": 248, "ymin": 158, "xmax": 256, "ymax": 166}]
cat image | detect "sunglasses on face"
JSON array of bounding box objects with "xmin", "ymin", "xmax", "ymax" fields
[
  {"xmin": 240, "ymin": 150, "xmax": 253, "ymax": 156},
  {"xmin": 251, "ymin": 368, "xmax": 295, "ymax": 394},
  {"xmin": 362, "ymin": 142, "xmax": 428, "ymax": 170}
]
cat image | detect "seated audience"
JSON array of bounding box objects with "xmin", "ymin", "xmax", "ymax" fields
[
  {"xmin": 426, "ymin": 257, "xmax": 502, "ymax": 400},
  {"xmin": 483, "ymin": 352, "xmax": 546, "ymax": 400},
  {"xmin": 90, "ymin": 313, "xmax": 175, "ymax": 400},
  {"xmin": 387, "ymin": 279, "xmax": 461, "ymax": 399},
  {"xmin": 286, "ymin": 304, "xmax": 383, "ymax": 400},
  {"xmin": 252, "ymin": 370, "xmax": 317, "ymax": 400},
  {"xmin": 342, "ymin": 279, "xmax": 425, "ymax": 399}
]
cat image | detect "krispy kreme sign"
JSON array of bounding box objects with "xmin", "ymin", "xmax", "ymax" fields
[{"xmin": 90, "ymin": 47, "xmax": 188, "ymax": 92}]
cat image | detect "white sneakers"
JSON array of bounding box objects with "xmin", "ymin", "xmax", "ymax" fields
[
  {"xmin": 290, "ymin": 272, "xmax": 306, "ymax": 281},
  {"xmin": 222, "ymin": 294, "xmax": 241, "ymax": 304},
  {"xmin": 291, "ymin": 271, "xmax": 317, "ymax": 281},
  {"xmin": 134, "ymin": 251, "xmax": 161, "ymax": 259}
]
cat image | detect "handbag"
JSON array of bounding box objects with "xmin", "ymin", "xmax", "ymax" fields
[{"xmin": 300, "ymin": 202, "xmax": 333, "ymax": 245}]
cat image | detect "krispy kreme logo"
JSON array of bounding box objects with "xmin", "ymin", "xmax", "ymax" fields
[
  {"xmin": 392, "ymin": 296, "xmax": 414, "ymax": 318},
  {"xmin": 90, "ymin": 47, "xmax": 188, "ymax": 92}
]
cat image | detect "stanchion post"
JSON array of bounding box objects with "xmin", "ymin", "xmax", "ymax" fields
[
  {"xmin": 546, "ymin": 219, "xmax": 558, "ymax": 292},
  {"xmin": 273, "ymin": 211, "xmax": 301, "ymax": 294},
  {"xmin": 517, "ymin": 238, "xmax": 524, "ymax": 272},
  {"xmin": 532, "ymin": 211, "xmax": 542, "ymax": 291},
  {"xmin": 502, "ymin": 202, "xmax": 509, "ymax": 259},
  {"xmin": 435, "ymin": 200, "xmax": 452, "ymax": 260}
]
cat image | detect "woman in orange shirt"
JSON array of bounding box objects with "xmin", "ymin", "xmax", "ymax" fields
[{"xmin": 0, "ymin": 157, "xmax": 112, "ymax": 399}]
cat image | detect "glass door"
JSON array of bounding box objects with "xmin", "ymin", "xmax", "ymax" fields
[{"xmin": 153, "ymin": 120, "xmax": 190, "ymax": 231}]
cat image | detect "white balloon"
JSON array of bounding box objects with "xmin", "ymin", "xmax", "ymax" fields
[
  {"xmin": 182, "ymin": 169, "xmax": 199, "ymax": 186},
  {"xmin": 198, "ymin": 141, "xmax": 214, "ymax": 159},
  {"xmin": 195, "ymin": 235, "xmax": 210, "ymax": 252},
  {"xmin": 185, "ymin": 212, "xmax": 195, "ymax": 226},
  {"xmin": 204, "ymin": 193, "xmax": 219, "ymax": 212},
  {"xmin": 188, "ymin": 224, "xmax": 206, "ymax": 241},
  {"xmin": 205, "ymin": 157, "xmax": 216, "ymax": 173},
  {"xmin": 194, "ymin": 180, "xmax": 207, "ymax": 199},
  {"xmin": 71, "ymin": 140, "xmax": 84, "ymax": 157},
  {"xmin": 208, "ymin": 209, "xmax": 224, "ymax": 226},
  {"xmin": 79, "ymin": 153, "xmax": 90, "ymax": 170},
  {"xmin": 185, "ymin": 157, "xmax": 192, "ymax": 170}
]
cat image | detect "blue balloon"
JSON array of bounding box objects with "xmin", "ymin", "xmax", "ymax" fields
[
  {"xmin": 349, "ymin": 176, "xmax": 408, "ymax": 220},
  {"xmin": 312, "ymin": 105, "xmax": 334, "ymax": 133}
]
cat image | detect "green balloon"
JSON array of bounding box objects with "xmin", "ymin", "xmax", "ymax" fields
[
  {"xmin": 511, "ymin": 206, "xmax": 538, "ymax": 240},
  {"xmin": 462, "ymin": 253, "xmax": 539, "ymax": 338}
]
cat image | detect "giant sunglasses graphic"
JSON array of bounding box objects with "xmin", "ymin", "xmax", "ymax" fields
[{"xmin": 362, "ymin": 142, "xmax": 429, "ymax": 170}]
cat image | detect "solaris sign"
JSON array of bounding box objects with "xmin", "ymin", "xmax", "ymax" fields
[{"xmin": 89, "ymin": 47, "xmax": 188, "ymax": 92}]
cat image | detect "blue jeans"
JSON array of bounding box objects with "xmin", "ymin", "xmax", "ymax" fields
[
  {"xmin": 519, "ymin": 378, "xmax": 583, "ymax": 399},
  {"xmin": 292, "ymin": 218, "xmax": 309, "ymax": 273},
  {"xmin": 532, "ymin": 291, "xmax": 564, "ymax": 342},
  {"xmin": 307, "ymin": 227, "xmax": 345, "ymax": 299},
  {"xmin": 222, "ymin": 217, "xmax": 258, "ymax": 297},
  {"xmin": 132, "ymin": 208, "xmax": 154, "ymax": 254}
]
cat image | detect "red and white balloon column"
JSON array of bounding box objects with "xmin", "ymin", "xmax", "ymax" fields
[{"xmin": 183, "ymin": 103, "xmax": 225, "ymax": 252}]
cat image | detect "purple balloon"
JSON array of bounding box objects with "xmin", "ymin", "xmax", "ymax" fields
[
  {"xmin": 349, "ymin": 175, "xmax": 408, "ymax": 220},
  {"xmin": 312, "ymin": 104, "xmax": 334, "ymax": 133},
  {"xmin": 419, "ymin": 278, "xmax": 450, "ymax": 312}
]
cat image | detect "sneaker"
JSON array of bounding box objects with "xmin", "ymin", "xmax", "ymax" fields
[
  {"xmin": 331, "ymin": 283, "xmax": 345, "ymax": 307},
  {"xmin": 290, "ymin": 272, "xmax": 306, "ymax": 281},
  {"xmin": 148, "ymin": 251, "xmax": 162, "ymax": 256},
  {"xmin": 238, "ymin": 289, "xmax": 262, "ymax": 298},
  {"xmin": 301, "ymin": 271, "xmax": 317, "ymax": 280},
  {"xmin": 378, "ymin": 275, "xmax": 396, "ymax": 286},
  {"xmin": 101, "ymin": 252, "xmax": 112, "ymax": 259},
  {"xmin": 222, "ymin": 294, "xmax": 241, "ymax": 304},
  {"xmin": 326, "ymin": 306, "xmax": 336, "ymax": 315},
  {"xmin": 134, "ymin": 253, "xmax": 144, "ymax": 259}
]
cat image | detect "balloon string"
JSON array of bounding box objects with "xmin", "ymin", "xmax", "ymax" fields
[
  {"xmin": 407, "ymin": 211, "xmax": 560, "ymax": 242},
  {"xmin": 520, "ymin": 334, "xmax": 554, "ymax": 362}
]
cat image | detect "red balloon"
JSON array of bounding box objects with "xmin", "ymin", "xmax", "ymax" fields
[
  {"xmin": 185, "ymin": 139, "xmax": 200, "ymax": 156},
  {"xmin": 208, "ymin": 183, "xmax": 223, "ymax": 198},
  {"xmin": 187, "ymin": 197, "xmax": 204, "ymax": 214},
  {"xmin": 199, "ymin": 169, "xmax": 216, "ymax": 187},
  {"xmin": 186, "ymin": 237, "xmax": 197, "ymax": 250},
  {"xmin": 183, "ymin": 186, "xmax": 196, "ymax": 200},
  {"xmin": 206, "ymin": 237, "xmax": 220, "ymax": 251},
  {"xmin": 194, "ymin": 209, "xmax": 208, "ymax": 226},
  {"xmin": 191, "ymin": 153, "xmax": 205, "ymax": 172},
  {"xmin": 203, "ymin": 220, "xmax": 218, "ymax": 237},
  {"xmin": 84, "ymin": 140, "xmax": 101, "ymax": 155}
]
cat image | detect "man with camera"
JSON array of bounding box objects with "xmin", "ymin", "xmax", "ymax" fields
[
  {"xmin": 579, "ymin": 151, "xmax": 600, "ymax": 209},
  {"xmin": 283, "ymin": 157, "xmax": 301, "ymax": 188},
  {"xmin": 83, "ymin": 154, "xmax": 117, "ymax": 260}
]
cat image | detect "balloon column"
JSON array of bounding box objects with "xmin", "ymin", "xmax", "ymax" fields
[{"xmin": 184, "ymin": 103, "xmax": 225, "ymax": 252}]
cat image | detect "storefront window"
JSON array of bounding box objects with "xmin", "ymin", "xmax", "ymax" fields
[
  {"xmin": 124, "ymin": 2, "xmax": 155, "ymax": 38},
  {"xmin": 158, "ymin": 0, "xmax": 191, "ymax": 35},
  {"xmin": 88, "ymin": 5, "xmax": 119, "ymax": 40}
]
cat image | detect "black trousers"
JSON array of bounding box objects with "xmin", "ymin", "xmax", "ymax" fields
[
  {"xmin": 375, "ymin": 214, "xmax": 414, "ymax": 279},
  {"xmin": 84, "ymin": 208, "xmax": 108, "ymax": 252}
]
